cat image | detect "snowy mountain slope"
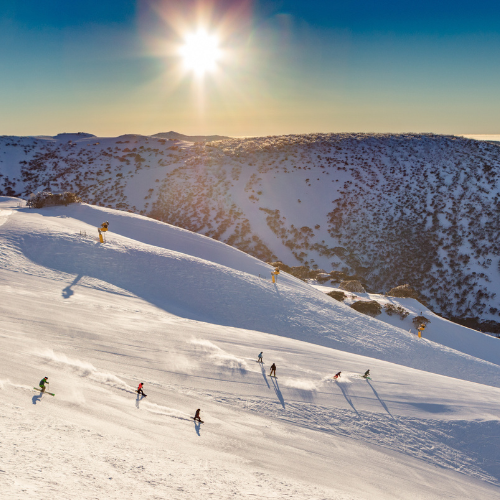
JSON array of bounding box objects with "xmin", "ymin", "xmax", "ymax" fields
[
  {"xmin": 1, "ymin": 132, "xmax": 499, "ymax": 332},
  {"xmin": 312, "ymin": 284, "xmax": 500, "ymax": 367},
  {"xmin": 2, "ymin": 197, "xmax": 500, "ymax": 388},
  {"xmin": 2, "ymin": 271, "xmax": 500, "ymax": 500},
  {"xmin": 1, "ymin": 197, "xmax": 500, "ymax": 499}
]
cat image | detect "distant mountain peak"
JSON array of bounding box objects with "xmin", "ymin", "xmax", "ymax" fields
[
  {"xmin": 152, "ymin": 131, "xmax": 229, "ymax": 142},
  {"xmin": 54, "ymin": 133, "xmax": 96, "ymax": 140}
]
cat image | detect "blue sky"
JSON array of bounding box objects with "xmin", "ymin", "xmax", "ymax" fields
[{"xmin": 1, "ymin": 0, "xmax": 499, "ymax": 136}]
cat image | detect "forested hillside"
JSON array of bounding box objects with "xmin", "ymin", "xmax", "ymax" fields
[{"xmin": 1, "ymin": 132, "xmax": 499, "ymax": 330}]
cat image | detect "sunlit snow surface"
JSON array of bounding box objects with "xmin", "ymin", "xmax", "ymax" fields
[{"xmin": 1, "ymin": 197, "xmax": 499, "ymax": 500}]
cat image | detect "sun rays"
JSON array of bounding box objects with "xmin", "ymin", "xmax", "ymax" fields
[{"xmin": 179, "ymin": 29, "xmax": 221, "ymax": 77}]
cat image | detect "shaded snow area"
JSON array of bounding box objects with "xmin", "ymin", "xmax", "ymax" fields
[{"xmin": 1, "ymin": 196, "xmax": 500, "ymax": 500}]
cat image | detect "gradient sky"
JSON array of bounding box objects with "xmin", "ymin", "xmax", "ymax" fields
[{"xmin": 1, "ymin": 0, "xmax": 499, "ymax": 137}]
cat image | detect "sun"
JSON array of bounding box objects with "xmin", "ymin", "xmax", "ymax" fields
[{"xmin": 179, "ymin": 30, "xmax": 221, "ymax": 76}]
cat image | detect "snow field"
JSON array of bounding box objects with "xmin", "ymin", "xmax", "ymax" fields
[{"xmin": 1, "ymin": 197, "xmax": 500, "ymax": 499}]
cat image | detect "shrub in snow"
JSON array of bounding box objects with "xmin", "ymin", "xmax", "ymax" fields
[
  {"xmin": 268, "ymin": 262, "xmax": 324, "ymax": 281},
  {"xmin": 315, "ymin": 273, "xmax": 331, "ymax": 283},
  {"xmin": 387, "ymin": 284, "xmax": 419, "ymax": 299},
  {"xmin": 339, "ymin": 280, "xmax": 366, "ymax": 293},
  {"xmin": 351, "ymin": 300, "xmax": 382, "ymax": 316},
  {"xmin": 412, "ymin": 315, "xmax": 430, "ymax": 328},
  {"xmin": 28, "ymin": 191, "xmax": 82, "ymax": 209},
  {"xmin": 327, "ymin": 290, "xmax": 346, "ymax": 302},
  {"xmin": 384, "ymin": 303, "xmax": 410, "ymax": 319}
]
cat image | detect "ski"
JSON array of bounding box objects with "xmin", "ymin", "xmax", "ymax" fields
[
  {"xmin": 269, "ymin": 375, "xmax": 278, "ymax": 378},
  {"xmin": 362, "ymin": 376, "xmax": 372, "ymax": 380},
  {"xmin": 192, "ymin": 418, "xmax": 204, "ymax": 423},
  {"xmin": 33, "ymin": 387, "xmax": 55, "ymax": 396}
]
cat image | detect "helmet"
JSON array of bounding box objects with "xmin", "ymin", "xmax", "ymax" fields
[{"xmin": 44, "ymin": 377, "xmax": 48, "ymax": 380}]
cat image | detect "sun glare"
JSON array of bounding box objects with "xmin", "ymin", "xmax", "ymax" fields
[{"xmin": 180, "ymin": 30, "xmax": 221, "ymax": 76}]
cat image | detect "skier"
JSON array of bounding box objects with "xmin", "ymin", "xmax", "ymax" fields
[
  {"xmin": 269, "ymin": 363, "xmax": 277, "ymax": 377},
  {"xmin": 39, "ymin": 376, "xmax": 49, "ymax": 393},
  {"xmin": 257, "ymin": 352, "xmax": 263, "ymax": 363},
  {"xmin": 194, "ymin": 409, "xmax": 202, "ymax": 422},
  {"xmin": 137, "ymin": 382, "xmax": 146, "ymax": 397},
  {"xmin": 333, "ymin": 371, "xmax": 341, "ymax": 380},
  {"xmin": 362, "ymin": 370, "xmax": 370, "ymax": 378}
]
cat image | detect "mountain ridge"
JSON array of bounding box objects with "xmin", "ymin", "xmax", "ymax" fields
[{"xmin": 1, "ymin": 132, "xmax": 499, "ymax": 331}]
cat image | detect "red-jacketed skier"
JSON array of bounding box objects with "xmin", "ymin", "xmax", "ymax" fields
[
  {"xmin": 333, "ymin": 372, "xmax": 341, "ymax": 380},
  {"xmin": 137, "ymin": 383, "xmax": 146, "ymax": 397}
]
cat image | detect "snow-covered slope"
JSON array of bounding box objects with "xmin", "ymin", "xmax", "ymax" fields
[
  {"xmin": 312, "ymin": 283, "xmax": 500, "ymax": 367},
  {"xmin": 2, "ymin": 197, "xmax": 500, "ymax": 386},
  {"xmin": 1, "ymin": 197, "xmax": 500, "ymax": 499},
  {"xmin": 1, "ymin": 133, "xmax": 499, "ymax": 332}
]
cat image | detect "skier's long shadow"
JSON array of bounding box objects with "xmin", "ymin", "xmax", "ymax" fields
[
  {"xmin": 271, "ymin": 377, "xmax": 285, "ymax": 409},
  {"xmin": 135, "ymin": 394, "xmax": 144, "ymax": 409},
  {"xmin": 367, "ymin": 380, "xmax": 394, "ymax": 419},
  {"xmin": 260, "ymin": 363, "xmax": 270, "ymax": 388},
  {"xmin": 62, "ymin": 273, "xmax": 83, "ymax": 299},
  {"xmin": 194, "ymin": 420, "xmax": 201, "ymax": 436},
  {"xmin": 32, "ymin": 393, "xmax": 42, "ymax": 405},
  {"xmin": 337, "ymin": 381, "xmax": 359, "ymax": 416}
]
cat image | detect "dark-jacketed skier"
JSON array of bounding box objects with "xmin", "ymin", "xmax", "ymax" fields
[
  {"xmin": 363, "ymin": 370, "xmax": 370, "ymax": 378},
  {"xmin": 269, "ymin": 363, "xmax": 277, "ymax": 377},
  {"xmin": 194, "ymin": 409, "xmax": 202, "ymax": 422}
]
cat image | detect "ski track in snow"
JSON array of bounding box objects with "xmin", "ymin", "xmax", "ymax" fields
[
  {"xmin": 0, "ymin": 403, "xmax": 343, "ymax": 500},
  {"xmin": 185, "ymin": 386, "xmax": 500, "ymax": 486}
]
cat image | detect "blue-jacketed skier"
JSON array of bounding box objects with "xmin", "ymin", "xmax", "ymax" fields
[{"xmin": 258, "ymin": 352, "xmax": 263, "ymax": 363}]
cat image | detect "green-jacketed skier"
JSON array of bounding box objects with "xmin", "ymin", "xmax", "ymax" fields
[{"xmin": 39, "ymin": 377, "xmax": 49, "ymax": 392}]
